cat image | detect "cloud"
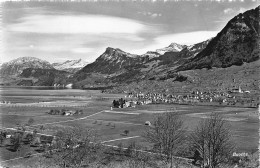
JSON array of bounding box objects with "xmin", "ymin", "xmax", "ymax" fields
[
  {"xmin": 131, "ymin": 31, "xmax": 218, "ymax": 54},
  {"xmin": 224, "ymin": 8, "xmax": 234, "ymax": 14},
  {"xmin": 224, "ymin": 7, "xmax": 246, "ymax": 15},
  {"xmin": 150, "ymin": 13, "xmax": 162, "ymax": 18},
  {"xmin": 3, "ymin": 31, "xmax": 147, "ymax": 63},
  {"xmin": 138, "ymin": 11, "xmax": 162, "ymax": 18},
  {"xmin": 4, "ymin": 13, "xmax": 153, "ymax": 62},
  {"xmin": 213, "ymin": 20, "xmax": 226, "ymax": 23},
  {"xmin": 4, "ymin": 9, "xmax": 222, "ymax": 63},
  {"xmin": 102, "ymin": 33, "xmax": 144, "ymax": 42},
  {"xmin": 238, "ymin": 7, "xmax": 246, "ymax": 13},
  {"xmin": 71, "ymin": 47, "xmax": 94, "ymax": 54},
  {"xmin": 156, "ymin": 31, "xmax": 218, "ymax": 45},
  {"xmin": 8, "ymin": 14, "xmax": 147, "ymax": 35}
]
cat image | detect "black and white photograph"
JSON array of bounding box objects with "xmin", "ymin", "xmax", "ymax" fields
[{"xmin": 0, "ymin": 0, "xmax": 259, "ymax": 167}]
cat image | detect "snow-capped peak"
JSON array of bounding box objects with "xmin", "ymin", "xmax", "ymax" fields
[
  {"xmin": 142, "ymin": 43, "xmax": 186, "ymax": 58},
  {"xmin": 168, "ymin": 43, "xmax": 187, "ymax": 51},
  {"xmin": 0, "ymin": 57, "xmax": 54, "ymax": 76},
  {"xmin": 52, "ymin": 59, "xmax": 89, "ymax": 70},
  {"xmin": 155, "ymin": 43, "xmax": 186, "ymax": 55}
]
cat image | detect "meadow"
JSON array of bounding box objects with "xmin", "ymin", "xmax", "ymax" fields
[{"xmin": 0, "ymin": 87, "xmax": 259, "ymax": 166}]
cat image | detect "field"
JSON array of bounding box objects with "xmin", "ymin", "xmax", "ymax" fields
[{"xmin": 0, "ymin": 87, "xmax": 259, "ymax": 167}]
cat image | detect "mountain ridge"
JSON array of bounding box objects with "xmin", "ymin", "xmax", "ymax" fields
[
  {"xmin": 0, "ymin": 57, "xmax": 54, "ymax": 76},
  {"xmin": 18, "ymin": 68, "xmax": 70, "ymax": 86},
  {"xmin": 177, "ymin": 6, "xmax": 259, "ymax": 71}
]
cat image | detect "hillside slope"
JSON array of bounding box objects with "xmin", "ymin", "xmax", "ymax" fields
[
  {"xmin": 18, "ymin": 68, "xmax": 71, "ymax": 86},
  {"xmin": 178, "ymin": 6, "xmax": 259, "ymax": 71}
]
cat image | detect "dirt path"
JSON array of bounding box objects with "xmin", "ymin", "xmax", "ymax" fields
[{"xmin": 101, "ymin": 136, "xmax": 141, "ymax": 143}]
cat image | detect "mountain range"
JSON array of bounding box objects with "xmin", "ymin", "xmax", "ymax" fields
[
  {"xmin": 0, "ymin": 58, "xmax": 88, "ymax": 86},
  {"xmin": 0, "ymin": 6, "xmax": 259, "ymax": 90},
  {"xmin": 74, "ymin": 6, "xmax": 259, "ymax": 89}
]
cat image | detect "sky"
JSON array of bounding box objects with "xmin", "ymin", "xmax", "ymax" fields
[{"xmin": 1, "ymin": 0, "xmax": 259, "ymax": 63}]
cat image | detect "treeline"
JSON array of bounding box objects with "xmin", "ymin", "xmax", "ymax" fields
[{"xmin": 47, "ymin": 109, "xmax": 83, "ymax": 115}]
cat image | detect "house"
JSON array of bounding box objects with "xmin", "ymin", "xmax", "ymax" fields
[
  {"xmin": 31, "ymin": 137, "xmax": 41, "ymax": 147},
  {"xmin": 209, "ymin": 98, "xmax": 213, "ymax": 102},
  {"xmin": 145, "ymin": 100, "xmax": 152, "ymax": 104},
  {"xmin": 145, "ymin": 121, "xmax": 152, "ymax": 126},
  {"xmin": 64, "ymin": 111, "xmax": 71, "ymax": 116},
  {"xmin": 62, "ymin": 110, "xmax": 75, "ymax": 116},
  {"xmin": 40, "ymin": 135, "xmax": 54, "ymax": 144},
  {"xmin": 125, "ymin": 101, "xmax": 131, "ymax": 107},
  {"xmin": 65, "ymin": 83, "xmax": 73, "ymax": 88},
  {"xmin": 112, "ymin": 98, "xmax": 125, "ymax": 108},
  {"xmin": 232, "ymin": 86, "xmax": 243, "ymax": 93}
]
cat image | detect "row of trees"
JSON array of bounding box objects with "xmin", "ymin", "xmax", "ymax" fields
[
  {"xmin": 47, "ymin": 109, "xmax": 84, "ymax": 115},
  {"xmin": 112, "ymin": 98, "xmax": 126, "ymax": 108}
]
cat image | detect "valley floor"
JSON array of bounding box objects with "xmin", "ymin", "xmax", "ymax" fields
[{"xmin": 0, "ymin": 87, "xmax": 259, "ymax": 167}]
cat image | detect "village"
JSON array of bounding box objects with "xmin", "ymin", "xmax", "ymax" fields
[{"xmin": 112, "ymin": 86, "xmax": 258, "ymax": 109}]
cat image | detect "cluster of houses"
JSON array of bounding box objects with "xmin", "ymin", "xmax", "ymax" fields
[
  {"xmin": 112, "ymin": 98, "xmax": 152, "ymax": 108},
  {"xmin": 124, "ymin": 87, "xmax": 258, "ymax": 108},
  {"xmin": 53, "ymin": 83, "xmax": 73, "ymax": 88},
  {"xmin": 0, "ymin": 128, "xmax": 54, "ymax": 153},
  {"xmin": 47, "ymin": 109, "xmax": 83, "ymax": 116}
]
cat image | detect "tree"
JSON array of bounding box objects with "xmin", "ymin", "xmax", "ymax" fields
[
  {"xmin": 111, "ymin": 123, "xmax": 115, "ymax": 129},
  {"xmin": 0, "ymin": 131, "xmax": 5, "ymax": 146},
  {"xmin": 124, "ymin": 130, "xmax": 130, "ymax": 136},
  {"xmin": 49, "ymin": 126, "xmax": 103, "ymax": 168},
  {"xmin": 117, "ymin": 142, "xmax": 124, "ymax": 155},
  {"xmin": 190, "ymin": 113, "xmax": 235, "ymax": 168},
  {"xmin": 39, "ymin": 125, "xmax": 45, "ymax": 131},
  {"xmin": 10, "ymin": 132, "xmax": 22, "ymax": 151},
  {"xmin": 144, "ymin": 112, "xmax": 186, "ymax": 168},
  {"xmin": 28, "ymin": 118, "xmax": 35, "ymax": 126},
  {"xmin": 23, "ymin": 133, "xmax": 33, "ymax": 144}
]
